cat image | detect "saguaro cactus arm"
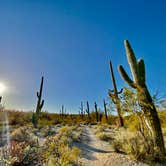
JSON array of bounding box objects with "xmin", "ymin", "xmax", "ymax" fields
[
  {"xmin": 37, "ymin": 92, "xmax": 39, "ymax": 98},
  {"xmin": 124, "ymin": 40, "xmax": 139, "ymax": 83},
  {"xmin": 119, "ymin": 40, "xmax": 146, "ymax": 88},
  {"xmin": 118, "ymin": 65, "xmax": 137, "ymax": 88},
  {"xmin": 40, "ymin": 100, "xmax": 44, "ymax": 109},
  {"xmin": 118, "ymin": 88, "xmax": 123, "ymax": 94},
  {"xmin": 137, "ymin": 59, "xmax": 145, "ymax": 85},
  {"xmin": 109, "ymin": 60, "xmax": 118, "ymax": 93}
]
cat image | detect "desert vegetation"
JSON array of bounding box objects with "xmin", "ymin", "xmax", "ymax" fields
[{"xmin": 0, "ymin": 40, "xmax": 166, "ymax": 166}]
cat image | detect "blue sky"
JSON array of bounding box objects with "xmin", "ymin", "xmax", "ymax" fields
[{"xmin": 0, "ymin": 0, "xmax": 166, "ymax": 113}]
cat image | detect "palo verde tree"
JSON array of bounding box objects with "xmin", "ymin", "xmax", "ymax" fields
[
  {"xmin": 109, "ymin": 60, "xmax": 124, "ymax": 127},
  {"xmin": 32, "ymin": 76, "xmax": 44, "ymax": 128},
  {"xmin": 118, "ymin": 40, "xmax": 165, "ymax": 157},
  {"xmin": 120, "ymin": 87, "xmax": 139, "ymax": 114}
]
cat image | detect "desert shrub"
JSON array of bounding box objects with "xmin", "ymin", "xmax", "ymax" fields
[
  {"xmin": 42, "ymin": 127, "xmax": 81, "ymax": 166},
  {"xmin": 107, "ymin": 115, "xmax": 118, "ymax": 125},
  {"xmin": 124, "ymin": 113, "xmax": 140, "ymax": 131},
  {"xmin": 94, "ymin": 125, "xmax": 105, "ymax": 133},
  {"xmin": 72, "ymin": 130, "xmax": 82, "ymax": 142},
  {"xmin": 0, "ymin": 141, "xmax": 28, "ymax": 165},
  {"xmin": 8, "ymin": 110, "xmax": 31, "ymax": 126},
  {"xmin": 0, "ymin": 140, "xmax": 42, "ymax": 166},
  {"xmin": 112, "ymin": 128, "xmax": 157, "ymax": 161},
  {"xmin": 60, "ymin": 126, "xmax": 70, "ymax": 133},
  {"xmin": 10, "ymin": 141, "xmax": 37, "ymax": 165},
  {"xmin": 96, "ymin": 132, "xmax": 111, "ymax": 141},
  {"xmin": 11, "ymin": 126, "xmax": 38, "ymax": 148},
  {"xmin": 158, "ymin": 110, "xmax": 166, "ymax": 128},
  {"xmin": 112, "ymin": 139, "xmax": 123, "ymax": 153},
  {"xmin": 11, "ymin": 127, "xmax": 31, "ymax": 142},
  {"xmin": 5, "ymin": 125, "xmax": 82, "ymax": 166},
  {"xmin": 38, "ymin": 118, "xmax": 55, "ymax": 126},
  {"xmin": 45, "ymin": 146, "xmax": 81, "ymax": 166},
  {"xmin": 101, "ymin": 116, "xmax": 108, "ymax": 124},
  {"xmin": 42, "ymin": 126, "xmax": 57, "ymax": 137}
]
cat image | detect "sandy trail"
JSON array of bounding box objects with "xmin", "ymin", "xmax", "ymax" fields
[
  {"xmin": 74, "ymin": 125, "xmax": 148, "ymax": 166},
  {"xmin": 74, "ymin": 125, "xmax": 113, "ymax": 166}
]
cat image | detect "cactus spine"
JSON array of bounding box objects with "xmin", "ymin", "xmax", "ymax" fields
[
  {"xmin": 32, "ymin": 76, "xmax": 44, "ymax": 128},
  {"xmin": 118, "ymin": 40, "xmax": 165, "ymax": 156},
  {"xmin": 103, "ymin": 99, "xmax": 108, "ymax": 122},
  {"xmin": 109, "ymin": 60, "xmax": 124, "ymax": 127}
]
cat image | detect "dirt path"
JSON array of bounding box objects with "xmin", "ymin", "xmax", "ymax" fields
[{"xmin": 75, "ymin": 125, "xmax": 148, "ymax": 166}]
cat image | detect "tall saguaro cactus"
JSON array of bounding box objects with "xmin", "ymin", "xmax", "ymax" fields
[
  {"xmin": 118, "ymin": 40, "xmax": 165, "ymax": 156},
  {"xmin": 32, "ymin": 76, "xmax": 44, "ymax": 128},
  {"xmin": 103, "ymin": 99, "xmax": 108, "ymax": 122},
  {"xmin": 86, "ymin": 101, "xmax": 90, "ymax": 120},
  {"xmin": 109, "ymin": 60, "xmax": 124, "ymax": 127},
  {"xmin": 94, "ymin": 102, "xmax": 99, "ymax": 122},
  {"xmin": 79, "ymin": 102, "xmax": 84, "ymax": 120},
  {"xmin": 60, "ymin": 105, "xmax": 64, "ymax": 119}
]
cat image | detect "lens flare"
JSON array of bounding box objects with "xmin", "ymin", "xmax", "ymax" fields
[{"xmin": 0, "ymin": 82, "xmax": 6, "ymax": 94}]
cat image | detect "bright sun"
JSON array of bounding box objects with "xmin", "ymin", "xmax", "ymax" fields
[{"xmin": 0, "ymin": 82, "xmax": 6, "ymax": 95}]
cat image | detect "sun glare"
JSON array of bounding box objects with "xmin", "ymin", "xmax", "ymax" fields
[{"xmin": 0, "ymin": 82, "xmax": 6, "ymax": 95}]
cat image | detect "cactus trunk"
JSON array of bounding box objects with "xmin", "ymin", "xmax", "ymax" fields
[
  {"xmin": 94, "ymin": 102, "xmax": 99, "ymax": 122},
  {"xmin": 109, "ymin": 60, "xmax": 124, "ymax": 127},
  {"xmin": 103, "ymin": 99, "xmax": 108, "ymax": 122},
  {"xmin": 138, "ymin": 85, "xmax": 165, "ymax": 155},
  {"xmin": 80, "ymin": 102, "xmax": 84, "ymax": 120},
  {"xmin": 86, "ymin": 101, "xmax": 90, "ymax": 120}
]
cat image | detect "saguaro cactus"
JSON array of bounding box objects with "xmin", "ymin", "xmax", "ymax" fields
[
  {"xmin": 103, "ymin": 99, "xmax": 108, "ymax": 122},
  {"xmin": 118, "ymin": 40, "xmax": 165, "ymax": 156},
  {"xmin": 60, "ymin": 105, "xmax": 64, "ymax": 119},
  {"xmin": 94, "ymin": 102, "xmax": 99, "ymax": 122},
  {"xmin": 79, "ymin": 102, "xmax": 84, "ymax": 120},
  {"xmin": 86, "ymin": 101, "xmax": 90, "ymax": 120},
  {"xmin": 109, "ymin": 60, "xmax": 124, "ymax": 127},
  {"xmin": 32, "ymin": 76, "xmax": 44, "ymax": 128}
]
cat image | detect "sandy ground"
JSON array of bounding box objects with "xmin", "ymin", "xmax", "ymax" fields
[{"xmin": 74, "ymin": 125, "xmax": 149, "ymax": 166}]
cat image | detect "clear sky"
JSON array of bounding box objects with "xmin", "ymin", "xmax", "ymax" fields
[{"xmin": 0, "ymin": 0, "xmax": 166, "ymax": 113}]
